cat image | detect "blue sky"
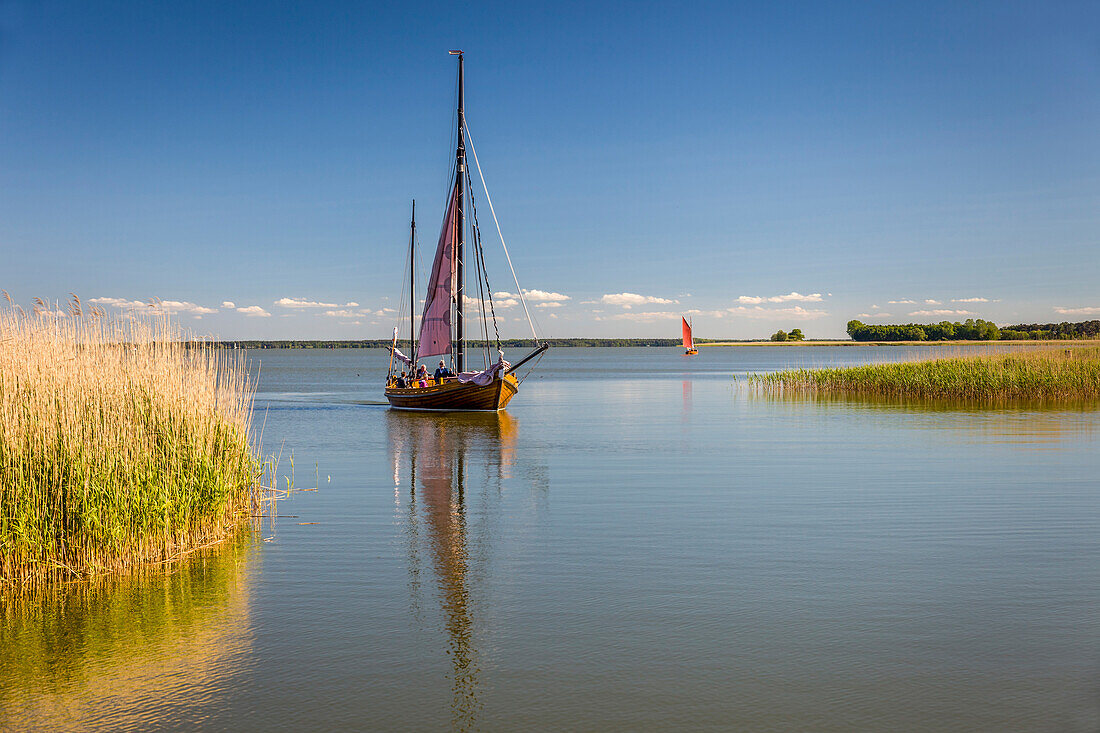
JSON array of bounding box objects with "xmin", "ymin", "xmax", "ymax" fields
[{"xmin": 1, "ymin": 0, "xmax": 1098, "ymax": 339}]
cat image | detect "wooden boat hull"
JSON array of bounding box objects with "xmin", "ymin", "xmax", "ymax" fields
[{"xmin": 385, "ymin": 374, "xmax": 518, "ymax": 411}]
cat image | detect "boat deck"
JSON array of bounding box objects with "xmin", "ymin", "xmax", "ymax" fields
[{"xmin": 385, "ymin": 374, "xmax": 518, "ymax": 411}]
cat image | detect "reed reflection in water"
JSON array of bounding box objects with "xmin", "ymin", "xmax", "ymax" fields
[
  {"xmin": 0, "ymin": 534, "xmax": 258, "ymax": 731},
  {"xmin": 745, "ymin": 388, "xmax": 1099, "ymax": 447},
  {"xmin": 387, "ymin": 410, "xmax": 518, "ymax": 732}
]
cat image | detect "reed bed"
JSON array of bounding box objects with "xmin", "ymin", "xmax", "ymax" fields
[
  {"xmin": 1, "ymin": 301, "xmax": 269, "ymax": 584},
  {"xmin": 748, "ymin": 346, "xmax": 1100, "ymax": 401}
]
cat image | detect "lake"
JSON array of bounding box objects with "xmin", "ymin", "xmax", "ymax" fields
[{"xmin": 3, "ymin": 346, "xmax": 1099, "ymax": 731}]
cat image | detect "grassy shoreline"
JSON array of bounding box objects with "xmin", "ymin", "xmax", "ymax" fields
[
  {"xmin": 1, "ymin": 307, "xmax": 270, "ymax": 584},
  {"xmin": 748, "ymin": 346, "xmax": 1100, "ymax": 400}
]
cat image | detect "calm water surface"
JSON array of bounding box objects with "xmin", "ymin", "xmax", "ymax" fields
[{"xmin": 3, "ymin": 346, "xmax": 1099, "ymax": 731}]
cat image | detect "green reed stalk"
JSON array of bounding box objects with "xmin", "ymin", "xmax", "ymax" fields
[
  {"xmin": 748, "ymin": 346, "xmax": 1100, "ymax": 400},
  {"xmin": 0, "ymin": 304, "xmax": 269, "ymax": 583}
]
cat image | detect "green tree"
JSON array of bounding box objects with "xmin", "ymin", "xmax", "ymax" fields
[
  {"xmin": 771, "ymin": 330, "xmax": 789, "ymax": 342},
  {"xmin": 789, "ymin": 328, "xmax": 804, "ymax": 341}
]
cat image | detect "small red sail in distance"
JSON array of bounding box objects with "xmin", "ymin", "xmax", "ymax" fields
[{"xmin": 682, "ymin": 316, "xmax": 694, "ymax": 350}]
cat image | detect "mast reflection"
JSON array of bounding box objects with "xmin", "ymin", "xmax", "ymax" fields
[{"xmin": 387, "ymin": 410, "xmax": 517, "ymax": 732}]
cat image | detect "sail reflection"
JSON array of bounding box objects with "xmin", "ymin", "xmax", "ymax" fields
[{"xmin": 387, "ymin": 410, "xmax": 517, "ymax": 732}]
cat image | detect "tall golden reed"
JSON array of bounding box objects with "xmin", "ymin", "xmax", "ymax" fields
[{"xmin": 0, "ymin": 301, "xmax": 266, "ymax": 583}]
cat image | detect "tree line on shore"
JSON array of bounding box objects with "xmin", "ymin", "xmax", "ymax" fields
[
  {"xmin": 203, "ymin": 318, "xmax": 1100, "ymax": 349},
  {"xmin": 210, "ymin": 338, "xmax": 687, "ymax": 349},
  {"xmin": 847, "ymin": 319, "xmax": 1100, "ymax": 342}
]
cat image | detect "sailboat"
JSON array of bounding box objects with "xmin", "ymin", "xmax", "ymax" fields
[
  {"xmin": 682, "ymin": 316, "xmax": 698, "ymax": 355},
  {"xmin": 385, "ymin": 51, "xmax": 548, "ymax": 412}
]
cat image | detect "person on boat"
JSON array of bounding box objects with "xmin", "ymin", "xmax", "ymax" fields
[
  {"xmin": 395, "ymin": 371, "xmax": 407, "ymax": 388},
  {"xmin": 434, "ymin": 360, "xmax": 454, "ymax": 381},
  {"xmin": 416, "ymin": 364, "xmax": 429, "ymax": 387}
]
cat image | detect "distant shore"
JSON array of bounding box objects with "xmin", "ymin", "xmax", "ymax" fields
[
  {"xmin": 210, "ymin": 338, "xmax": 1100, "ymax": 349},
  {"xmin": 701, "ymin": 339, "xmax": 1100, "ymax": 347}
]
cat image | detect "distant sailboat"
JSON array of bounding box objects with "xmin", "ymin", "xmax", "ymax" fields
[
  {"xmin": 682, "ymin": 316, "xmax": 698, "ymax": 355},
  {"xmin": 385, "ymin": 51, "xmax": 548, "ymax": 411}
]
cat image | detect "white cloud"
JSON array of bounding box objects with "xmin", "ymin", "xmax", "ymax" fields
[
  {"xmin": 857, "ymin": 312, "xmax": 893, "ymax": 318},
  {"xmin": 738, "ymin": 292, "xmax": 823, "ymax": 304},
  {"xmin": 871, "ymin": 304, "xmax": 880, "ymax": 309},
  {"xmin": 496, "ymin": 289, "xmax": 571, "ymax": 303},
  {"xmin": 604, "ymin": 311, "xmax": 682, "ymax": 322},
  {"xmin": 380, "ymin": 307, "xmax": 396, "ymax": 313},
  {"xmin": 601, "ymin": 292, "xmax": 677, "ymax": 307},
  {"xmin": 952, "ymin": 297, "xmax": 990, "ymax": 303},
  {"xmin": 90, "ymin": 297, "xmax": 149, "ymax": 309},
  {"xmin": 461, "ymin": 294, "xmax": 519, "ymax": 309},
  {"xmin": 346, "ymin": 302, "xmax": 359, "ymax": 308},
  {"xmin": 222, "ymin": 301, "xmax": 236, "ymax": 309},
  {"xmin": 536, "ymin": 302, "xmax": 563, "ymax": 308},
  {"xmin": 275, "ymin": 297, "xmax": 342, "ymax": 309},
  {"xmin": 887, "ymin": 299, "xmax": 916, "ymax": 304},
  {"xmin": 90, "ymin": 297, "xmax": 217, "ymax": 315},
  {"xmin": 908, "ymin": 309, "xmax": 974, "ymax": 317},
  {"xmin": 924, "ymin": 299, "xmax": 941, "ymax": 305},
  {"xmin": 236, "ymin": 305, "xmax": 271, "ymax": 317},
  {"xmin": 524, "ymin": 289, "xmax": 570, "ymax": 302},
  {"xmin": 1054, "ymin": 306, "xmax": 1100, "ymax": 316},
  {"xmin": 603, "ymin": 308, "xmax": 729, "ymax": 322},
  {"xmin": 161, "ymin": 301, "xmax": 217, "ymax": 315},
  {"xmin": 323, "ymin": 309, "xmax": 358, "ymax": 318},
  {"xmin": 463, "ymin": 295, "xmax": 517, "ymax": 308},
  {"xmin": 727, "ymin": 305, "xmax": 828, "ymax": 320}
]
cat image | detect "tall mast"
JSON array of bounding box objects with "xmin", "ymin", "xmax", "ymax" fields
[
  {"xmin": 451, "ymin": 50, "xmax": 466, "ymax": 373},
  {"xmin": 409, "ymin": 199, "xmax": 416, "ymax": 359}
]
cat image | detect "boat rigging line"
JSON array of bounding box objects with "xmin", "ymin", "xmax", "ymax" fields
[
  {"xmin": 464, "ymin": 163, "xmax": 502, "ymax": 359},
  {"xmin": 463, "ymin": 121, "xmax": 540, "ymax": 343}
]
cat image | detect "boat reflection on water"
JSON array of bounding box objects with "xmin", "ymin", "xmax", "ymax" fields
[{"xmin": 386, "ymin": 410, "xmax": 518, "ymax": 732}]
